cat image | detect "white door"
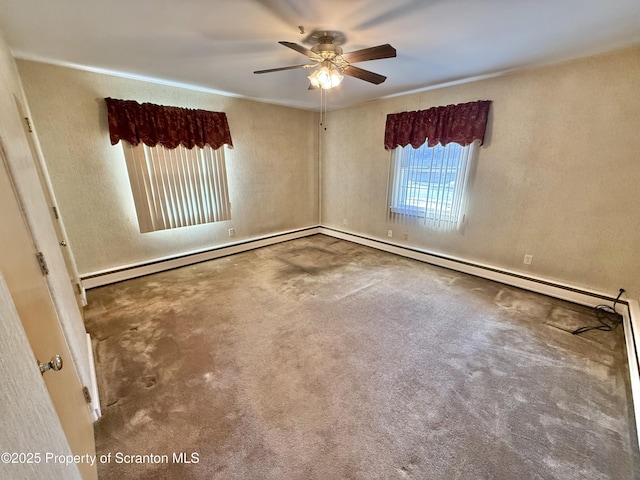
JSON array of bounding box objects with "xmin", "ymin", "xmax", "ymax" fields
[{"xmin": 0, "ymin": 146, "xmax": 97, "ymax": 480}]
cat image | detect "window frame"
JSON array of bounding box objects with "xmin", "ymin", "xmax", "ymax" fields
[
  {"xmin": 122, "ymin": 142, "xmax": 231, "ymax": 233},
  {"xmin": 387, "ymin": 139, "xmax": 479, "ymax": 230}
]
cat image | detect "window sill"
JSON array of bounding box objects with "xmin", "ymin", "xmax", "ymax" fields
[
  {"xmin": 389, "ymin": 207, "xmax": 424, "ymax": 218},
  {"xmin": 389, "ymin": 207, "xmax": 461, "ymax": 228}
]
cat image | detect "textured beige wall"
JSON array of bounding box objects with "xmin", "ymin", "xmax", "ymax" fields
[
  {"xmin": 321, "ymin": 47, "xmax": 640, "ymax": 301},
  {"xmin": 17, "ymin": 61, "xmax": 319, "ymax": 275}
]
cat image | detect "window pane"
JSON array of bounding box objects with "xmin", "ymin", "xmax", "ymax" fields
[{"xmin": 389, "ymin": 141, "xmax": 476, "ymax": 229}]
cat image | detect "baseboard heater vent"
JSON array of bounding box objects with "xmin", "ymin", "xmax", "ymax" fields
[{"xmin": 80, "ymin": 227, "xmax": 320, "ymax": 289}]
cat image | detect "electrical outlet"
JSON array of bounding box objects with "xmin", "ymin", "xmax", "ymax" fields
[
  {"xmin": 388, "ymin": 229, "xmax": 393, "ymax": 237},
  {"xmin": 523, "ymin": 254, "xmax": 533, "ymax": 265},
  {"xmin": 342, "ymin": 218, "xmax": 347, "ymax": 226},
  {"xmin": 228, "ymin": 228, "xmax": 235, "ymax": 237},
  {"xmin": 403, "ymin": 233, "xmax": 409, "ymax": 240}
]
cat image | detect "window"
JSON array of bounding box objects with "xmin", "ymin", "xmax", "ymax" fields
[
  {"xmin": 122, "ymin": 142, "xmax": 231, "ymax": 233},
  {"xmin": 387, "ymin": 140, "xmax": 479, "ymax": 230},
  {"xmin": 105, "ymin": 98, "xmax": 234, "ymax": 234},
  {"xmin": 383, "ymin": 100, "xmax": 490, "ymax": 230}
]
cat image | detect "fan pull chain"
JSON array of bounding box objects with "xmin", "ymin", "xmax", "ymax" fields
[{"xmin": 320, "ymin": 87, "xmax": 327, "ymax": 130}]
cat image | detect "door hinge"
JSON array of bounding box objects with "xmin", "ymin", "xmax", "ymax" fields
[
  {"xmin": 24, "ymin": 117, "xmax": 33, "ymax": 133},
  {"xmin": 82, "ymin": 386, "xmax": 92, "ymax": 404},
  {"xmin": 52, "ymin": 206, "xmax": 60, "ymax": 219},
  {"xmin": 36, "ymin": 252, "xmax": 49, "ymax": 276},
  {"xmin": 76, "ymin": 283, "xmax": 83, "ymax": 295}
]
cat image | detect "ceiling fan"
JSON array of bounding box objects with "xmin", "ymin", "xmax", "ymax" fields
[{"xmin": 254, "ymin": 30, "xmax": 396, "ymax": 89}]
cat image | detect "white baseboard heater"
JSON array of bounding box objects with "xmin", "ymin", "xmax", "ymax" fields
[{"xmin": 80, "ymin": 227, "xmax": 321, "ymax": 289}]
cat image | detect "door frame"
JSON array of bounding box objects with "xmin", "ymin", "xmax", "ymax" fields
[
  {"xmin": 0, "ymin": 84, "xmax": 100, "ymax": 420},
  {"xmin": 14, "ymin": 94, "xmax": 87, "ymax": 307}
]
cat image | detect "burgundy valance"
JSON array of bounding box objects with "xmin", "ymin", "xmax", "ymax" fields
[
  {"xmin": 105, "ymin": 98, "xmax": 233, "ymax": 150},
  {"xmin": 384, "ymin": 100, "xmax": 491, "ymax": 150}
]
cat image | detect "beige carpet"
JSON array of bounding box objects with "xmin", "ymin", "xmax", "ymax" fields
[{"xmin": 84, "ymin": 235, "xmax": 639, "ymax": 479}]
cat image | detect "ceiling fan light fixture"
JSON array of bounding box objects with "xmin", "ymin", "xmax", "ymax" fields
[
  {"xmin": 256, "ymin": 33, "xmax": 395, "ymax": 90},
  {"xmin": 308, "ymin": 61, "xmax": 343, "ymax": 90}
]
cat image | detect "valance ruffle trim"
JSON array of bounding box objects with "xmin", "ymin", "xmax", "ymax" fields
[
  {"xmin": 105, "ymin": 98, "xmax": 233, "ymax": 150},
  {"xmin": 384, "ymin": 100, "xmax": 491, "ymax": 150}
]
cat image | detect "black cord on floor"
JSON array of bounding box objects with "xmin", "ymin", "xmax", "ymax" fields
[{"xmin": 572, "ymin": 289, "xmax": 625, "ymax": 335}]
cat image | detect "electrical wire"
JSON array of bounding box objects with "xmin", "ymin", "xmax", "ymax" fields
[{"xmin": 572, "ymin": 289, "xmax": 625, "ymax": 335}]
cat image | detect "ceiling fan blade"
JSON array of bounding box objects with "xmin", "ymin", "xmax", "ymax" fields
[
  {"xmin": 342, "ymin": 65, "xmax": 387, "ymax": 85},
  {"xmin": 279, "ymin": 41, "xmax": 319, "ymax": 60},
  {"xmin": 254, "ymin": 64, "xmax": 311, "ymax": 74},
  {"xmin": 341, "ymin": 44, "xmax": 396, "ymax": 63}
]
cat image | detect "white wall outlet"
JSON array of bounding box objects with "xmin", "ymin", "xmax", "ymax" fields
[
  {"xmin": 228, "ymin": 228, "xmax": 235, "ymax": 237},
  {"xmin": 342, "ymin": 218, "xmax": 347, "ymax": 226},
  {"xmin": 523, "ymin": 254, "xmax": 533, "ymax": 265},
  {"xmin": 388, "ymin": 229, "xmax": 393, "ymax": 237}
]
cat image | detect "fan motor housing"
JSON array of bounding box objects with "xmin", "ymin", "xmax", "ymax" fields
[
  {"xmin": 311, "ymin": 43, "xmax": 343, "ymax": 59},
  {"xmin": 305, "ymin": 29, "xmax": 346, "ymax": 43}
]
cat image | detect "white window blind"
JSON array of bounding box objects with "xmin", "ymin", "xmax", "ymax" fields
[
  {"xmin": 122, "ymin": 142, "xmax": 231, "ymax": 233},
  {"xmin": 387, "ymin": 140, "xmax": 479, "ymax": 230}
]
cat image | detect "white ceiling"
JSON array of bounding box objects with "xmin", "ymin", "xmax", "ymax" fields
[{"xmin": 1, "ymin": 0, "xmax": 640, "ymax": 111}]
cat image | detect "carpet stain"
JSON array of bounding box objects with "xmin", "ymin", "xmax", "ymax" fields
[{"xmin": 276, "ymin": 246, "xmax": 343, "ymax": 273}]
